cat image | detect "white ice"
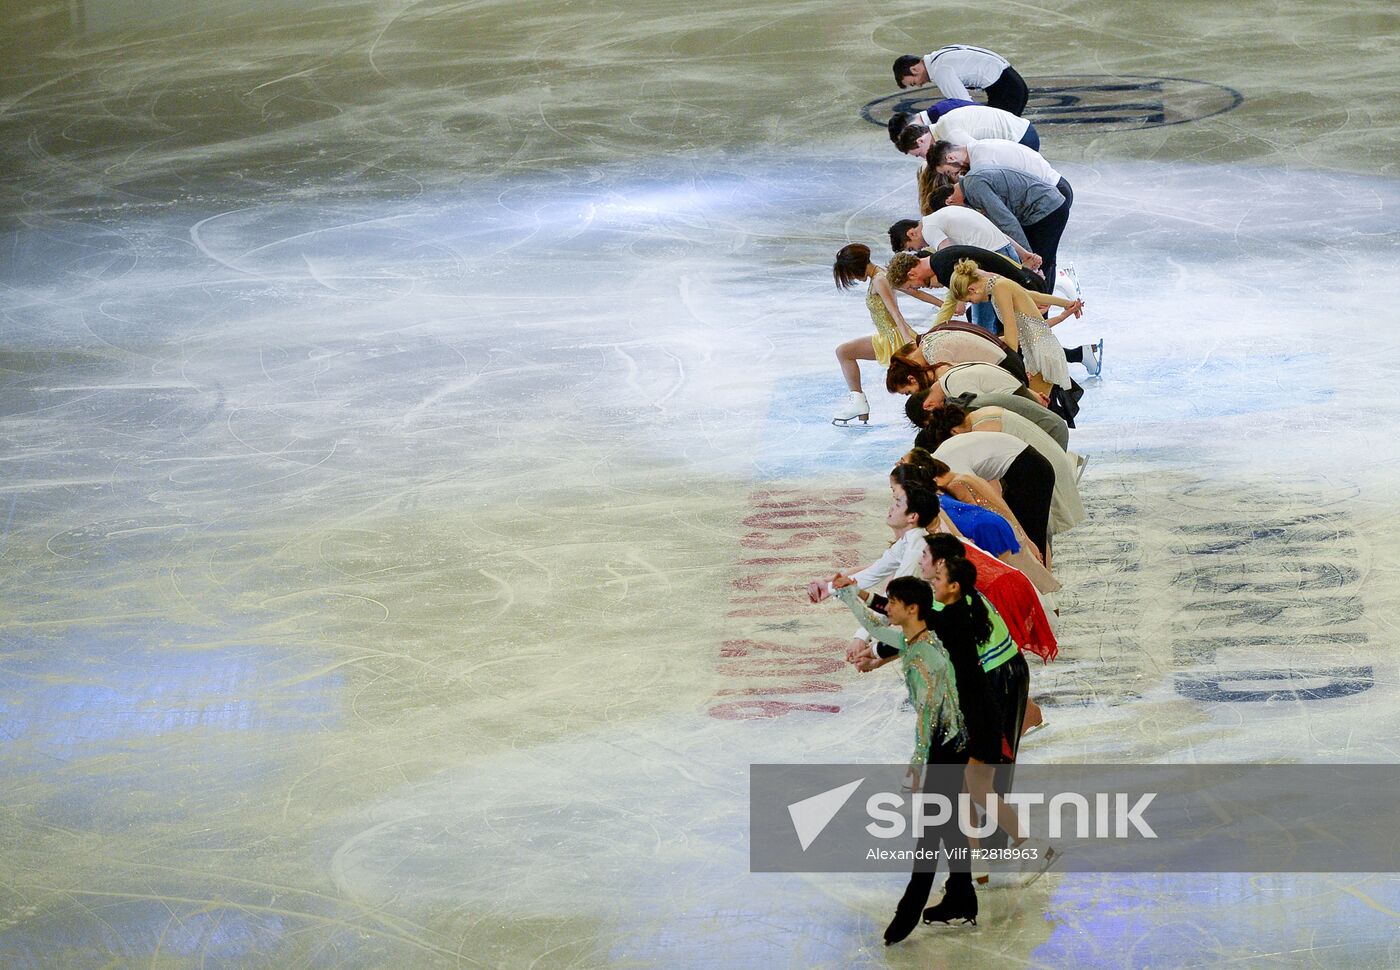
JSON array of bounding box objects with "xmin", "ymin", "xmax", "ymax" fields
[{"xmin": 2, "ymin": 1, "xmax": 1400, "ymax": 967}]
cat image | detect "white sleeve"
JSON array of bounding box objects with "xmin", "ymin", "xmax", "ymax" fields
[
  {"xmin": 849, "ymin": 540, "xmax": 902, "ymax": 641},
  {"xmin": 921, "ymin": 213, "xmax": 949, "ymax": 249},
  {"xmin": 929, "ymin": 62, "xmax": 972, "ymax": 102},
  {"xmin": 851, "ymin": 540, "xmax": 904, "ymax": 590},
  {"xmin": 850, "ymin": 533, "xmax": 927, "ymax": 641},
  {"xmin": 933, "ymin": 117, "xmax": 974, "ymax": 146}
]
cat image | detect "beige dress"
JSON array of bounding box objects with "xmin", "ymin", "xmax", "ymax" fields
[
  {"xmin": 970, "ymin": 408, "xmax": 1086, "ymax": 535},
  {"xmin": 987, "ymin": 275, "xmax": 1071, "ymax": 390}
]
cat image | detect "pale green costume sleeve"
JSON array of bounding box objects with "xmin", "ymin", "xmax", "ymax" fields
[{"xmin": 834, "ymin": 585, "xmax": 906, "ymax": 651}]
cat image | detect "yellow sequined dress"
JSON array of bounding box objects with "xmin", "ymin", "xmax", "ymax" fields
[{"xmin": 865, "ymin": 274, "xmax": 906, "ymax": 365}]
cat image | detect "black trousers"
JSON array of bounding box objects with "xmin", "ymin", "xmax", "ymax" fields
[
  {"xmin": 998, "ymin": 447, "xmax": 1055, "ymax": 557},
  {"xmin": 978, "ymin": 652, "xmax": 1030, "ymax": 850},
  {"xmin": 1024, "ymin": 195, "xmax": 1071, "ymax": 290},
  {"xmin": 904, "ymin": 740, "xmax": 972, "ymax": 906},
  {"xmin": 984, "ymin": 65, "xmax": 1029, "ymax": 116}
]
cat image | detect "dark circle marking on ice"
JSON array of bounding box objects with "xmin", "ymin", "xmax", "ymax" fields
[{"xmin": 860, "ymin": 75, "xmax": 1244, "ymax": 132}]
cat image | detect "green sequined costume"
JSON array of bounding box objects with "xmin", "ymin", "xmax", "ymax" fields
[{"xmin": 836, "ymin": 585, "xmax": 966, "ymax": 766}]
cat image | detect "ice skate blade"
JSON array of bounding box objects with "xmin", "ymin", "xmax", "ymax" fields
[
  {"xmin": 831, "ymin": 414, "xmax": 870, "ymax": 427},
  {"xmin": 921, "ymin": 915, "xmax": 977, "ymax": 927},
  {"xmin": 1016, "ymin": 845, "xmax": 1059, "ymax": 888}
]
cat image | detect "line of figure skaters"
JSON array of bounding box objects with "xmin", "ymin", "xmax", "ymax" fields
[{"xmin": 805, "ymin": 43, "xmax": 1104, "ymax": 947}]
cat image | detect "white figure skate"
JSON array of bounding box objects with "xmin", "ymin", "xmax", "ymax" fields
[
  {"xmin": 1081, "ymin": 339, "xmax": 1104, "ymax": 377},
  {"xmin": 1055, "ymin": 264, "xmax": 1103, "ymax": 378},
  {"xmin": 1055, "ymin": 262, "xmax": 1082, "ymax": 303},
  {"xmin": 831, "ymin": 391, "xmax": 870, "ymax": 426}
]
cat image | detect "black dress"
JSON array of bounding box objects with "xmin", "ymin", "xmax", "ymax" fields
[{"xmin": 928, "ymin": 608, "xmax": 1012, "ymax": 764}]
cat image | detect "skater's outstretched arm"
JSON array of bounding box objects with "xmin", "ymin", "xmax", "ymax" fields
[
  {"xmin": 1042, "ymin": 302, "xmax": 1083, "ymax": 325},
  {"xmin": 896, "ymin": 285, "xmax": 945, "ymax": 308},
  {"xmin": 833, "ymin": 577, "xmax": 906, "ymax": 652},
  {"xmin": 1010, "ymin": 242, "xmax": 1041, "ymax": 271},
  {"xmin": 1025, "ymin": 288, "xmax": 1084, "ymax": 325}
]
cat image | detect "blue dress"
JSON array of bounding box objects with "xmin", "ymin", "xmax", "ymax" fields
[{"xmin": 940, "ymin": 496, "xmax": 1019, "ymax": 557}]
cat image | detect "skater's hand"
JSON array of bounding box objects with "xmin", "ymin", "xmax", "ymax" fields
[
  {"xmin": 854, "ymin": 652, "xmax": 886, "ymax": 673},
  {"xmin": 1033, "ymin": 390, "xmax": 1051, "ymax": 407},
  {"xmin": 830, "ymin": 572, "xmax": 856, "ymax": 589},
  {"xmin": 807, "ymin": 580, "xmax": 830, "ymax": 604},
  {"xmin": 847, "ymin": 640, "xmax": 877, "ymax": 666},
  {"xmin": 1023, "ymin": 253, "xmax": 1043, "ymax": 271},
  {"xmin": 1046, "ymin": 299, "xmax": 1084, "ymax": 326}
]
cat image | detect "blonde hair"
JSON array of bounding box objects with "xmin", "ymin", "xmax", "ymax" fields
[
  {"xmin": 917, "ymin": 166, "xmax": 939, "ymax": 216},
  {"xmin": 931, "ymin": 258, "xmax": 984, "ymax": 326},
  {"xmin": 885, "ymin": 251, "xmax": 920, "ymax": 288},
  {"xmin": 917, "ymin": 167, "xmax": 955, "ymax": 215}
]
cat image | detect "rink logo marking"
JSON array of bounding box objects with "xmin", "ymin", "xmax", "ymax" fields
[
  {"xmin": 708, "ymin": 488, "xmax": 866, "ymax": 720},
  {"xmin": 1168, "ymin": 502, "xmax": 1373, "ymax": 703},
  {"xmin": 861, "ymin": 74, "xmax": 1243, "ymax": 132}
]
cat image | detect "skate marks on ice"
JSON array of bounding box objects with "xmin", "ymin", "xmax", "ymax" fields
[
  {"xmin": 1039, "ymin": 468, "xmax": 1387, "ymax": 762},
  {"xmin": 1036, "ymin": 872, "xmax": 1400, "ymax": 969},
  {"xmin": 1167, "ymin": 482, "xmax": 1372, "ymax": 707},
  {"xmin": 0, "ymin": 462, "xmax": 756, "ymax": 969},
  {"xmin": 315, "ymin": 470, "xmax": 1394, "ymax": 967}
]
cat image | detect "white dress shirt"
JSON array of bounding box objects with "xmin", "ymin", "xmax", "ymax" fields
[
  {"xmin": 921, "ymin": 207, "xmax": 1013, "ymax": 252},
  {"xmin": 921, "ymin": 46, "xmax": 1010, "ymax": 102},
  {"xmin": 932, "ymin": 104, "xmax": 1031, "ymax": 145},
  {"xmin": 965, "ymin": 137, "xmax": 1062, "ymax": 187},
  {"xmin": 847, "ymin": 527, "xmax": 928, "ymax": 640}
]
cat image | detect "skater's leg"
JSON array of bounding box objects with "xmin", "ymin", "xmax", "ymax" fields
[
  {"xmin": 1022, "ymin": 697, "xmax": 1044, "ymax": 733},
  {"xmin": 836, "ymin": 336, "xmax": 877, "ymax": 391},
  {"xmin": 997, "ymin": 448, "xmax": 1055, "ymax": 561},
  {"xmin": 965, "ymin": 760, "xmax": 1025, "ymax": 844},
  {"xmin": 919, "ymin": 753, "xmax": 977, "ymax": 926},
  {"xmin": 1023, "ymin": 201, "xmax": 1070, "ymax": 292},
  {"xmin": 887, "ymin": 744, "xmax": 971, "ymax": 944}
]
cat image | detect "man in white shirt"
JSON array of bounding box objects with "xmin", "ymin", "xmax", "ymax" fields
[
  {"xmin": 805, "ymin": 483, "xmax": 940, "ymax": 655},
  {"xmin": 886, "ymin": 99, "xmax": 975, "ymax": 146},
  {"xmin": 931, "ymin": 172, "xmax": 1067, "ymax": 285},
  {"xmin": 893, "ymin": 46, "xmax": 1029, "ymax": 116},
  {"xmin": 929, "ymin": 137, "xmax": 1074, "ymax": 208},
  {"xmin": 896, "ymin": 106, "xmax": 1039, "ymax": 154},
  {"xmin": 888, "ymin": 208, "xmax": 1026, "ymax": 256},
  {"xmin": 887, "ymin": 213, "xmax": 1038, "ymax": 275}
]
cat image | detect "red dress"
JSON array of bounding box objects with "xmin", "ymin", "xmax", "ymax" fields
[{"xmin": 959, "ymin": 540, "xmax": 1058, "ymax": 663}]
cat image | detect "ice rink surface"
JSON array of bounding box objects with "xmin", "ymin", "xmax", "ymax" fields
[{"xmin": 2, "ymin": 0, "xmax": 1400, "ymax": 966}]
